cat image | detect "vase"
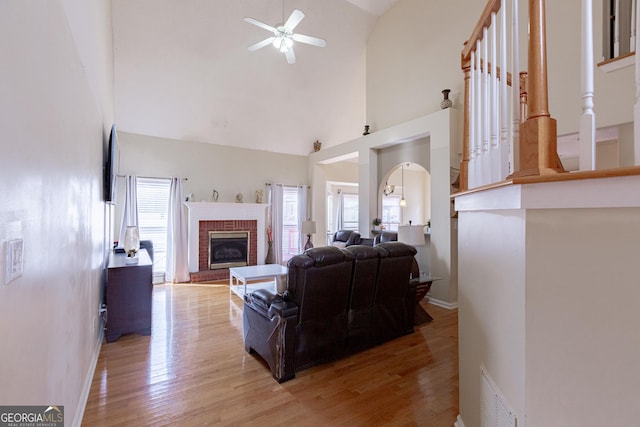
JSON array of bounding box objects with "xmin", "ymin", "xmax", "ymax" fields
[
  {"xmin": 265, "ymin": 241, "xmax": 273, "ymax": 264},
  {"xmin": 440, "ymin": 89, "xmax": 452, "ymax": 109}
]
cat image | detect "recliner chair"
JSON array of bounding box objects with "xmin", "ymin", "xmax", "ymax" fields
[
  {"xmin": 331, "ymin": 230, "xmax": 361, "ymax": 247},
  {"xmin": 373, "ymin": 231, "xmax": 397, "ymax": 245}
]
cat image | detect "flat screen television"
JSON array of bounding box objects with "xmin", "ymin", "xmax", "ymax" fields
[{"xmin": 104, "ymin": 124, "xmax": 120, "ymax": 204}]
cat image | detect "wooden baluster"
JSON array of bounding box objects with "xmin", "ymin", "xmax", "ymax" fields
[
  {"xmin": 483, "ymin": 28, "xmax": 491, "ymax": 185},
  {"xmin": 470, "ymin": 50, "xmax": 476, "ymax": 189},
  {"xmin": 499, "ymin": 4, "xmax": 510, "ymax": 179},
  {"xmin": 476, "ymin": 39, "xmax": 484, "ymax": 187},
  {"xmin": 520, "ymin": 72, "xmax": 528, "ymax": 124},
  {"xmin": 614, "ymin": 0, "xmax": 621, "ymax": 57},
  {"xmin": 580, "ymin": 0, "xmax": 595, "ymax": 170},
  {"xmin": 511, "ymin": 0, "xmax": 520, "ymax": 174},
  {"xmin": 632, "ymin": 0, "xmax": 637, "ymax": 51},
  {"xmin": 490, "ymin": 12, "xmax": 500, "ymax": 183},
  {"xmin": 461, "ymin": 44, "xmax": 471, "ymax": 191}
]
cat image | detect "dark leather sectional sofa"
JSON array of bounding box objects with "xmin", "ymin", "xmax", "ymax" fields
[{"xmin": 242, "ymin": 242, "xmax": 417, "ymax": 382}]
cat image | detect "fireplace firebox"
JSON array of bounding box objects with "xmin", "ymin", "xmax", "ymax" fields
[{"xmin": 209, "ymin": 231, "xmax": 249, "ymax": 269}]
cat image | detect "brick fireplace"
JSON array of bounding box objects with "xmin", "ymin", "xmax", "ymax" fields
[
  {"xmin": 185, "ymin": 202, "xmax": 268, "ymax": 283},
  {"xmin": 190, "ymin": 220, "xmax": 257, "ymax": 282}
]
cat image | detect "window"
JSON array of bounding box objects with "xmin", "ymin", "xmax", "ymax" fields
[
  {"xmin": 281, "ymin": 186, "xmax": 301, "ymax": 262},
  {"xmin": 342, "ymin": 194, "xmax": 359, "ymax": 231},
  {"xmin": 136, "ymin": 177, "xmax": 171, "ymax": 283},
  {"xmin": 382, "ymin": 195, "xmax": 401, "ymax": 231},
  {"xmin": 602, "ymin": 0, "xmax": 635, "ymax": 61}
]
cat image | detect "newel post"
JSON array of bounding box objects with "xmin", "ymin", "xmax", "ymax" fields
[{"xmin": 511, "ymin": 0, "xmax": 565, "ymax": 178}]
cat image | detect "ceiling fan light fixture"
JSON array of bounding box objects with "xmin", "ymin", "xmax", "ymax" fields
[{"xmin": 244, "ymin": 7, "xmax": 326, "ymax": 64}]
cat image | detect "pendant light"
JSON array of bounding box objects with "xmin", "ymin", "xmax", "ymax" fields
[{"xmin": 399, "ymin": 163, "xmax": 407, "ymax": 207}]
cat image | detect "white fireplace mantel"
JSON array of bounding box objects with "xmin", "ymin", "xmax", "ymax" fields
[{"xmin": 184, "ymin": 202, "xmax": 269, "ymax": 272}]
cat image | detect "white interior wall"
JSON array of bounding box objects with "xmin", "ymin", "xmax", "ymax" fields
[
  {"xmin": 0, "ymin": 1, "xmax": 113, "ymax": 425},
  {"xmin": 365, "ymin": 0, "xmax": 484, "ymax": 131},
  {"xmin": 458, "ymin": 209, "xmax": 526, "ymax": 427},
  {"xmin": 115, "ymin": 132, "xmax": 308, "ymax": 239},
  {"xmin": 455, "ymin": 176, "xmax": 640, "ymax": 427},
  {"xmin": 525, "ymin": 207, "xmax": 640, "ymax": 426}
]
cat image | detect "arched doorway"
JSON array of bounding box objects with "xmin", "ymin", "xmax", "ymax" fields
[{"xmin": 377, "ymin": 162, "xmax": 431, "ymax": 232}]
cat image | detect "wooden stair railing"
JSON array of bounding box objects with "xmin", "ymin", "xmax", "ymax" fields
[{"xmin": 460, "ymin": 0, "xmax": 565, "ymax": 191}]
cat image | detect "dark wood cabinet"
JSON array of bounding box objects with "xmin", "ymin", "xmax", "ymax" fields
[{"xmin": 106, "ymin": 249, "xmax": 153, "ymax": 342}]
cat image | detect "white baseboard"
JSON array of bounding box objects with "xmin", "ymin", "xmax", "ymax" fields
[
  {"xmin": 71, "ymin": 327, "xmax": 103, "ymax": 427},
  {"xmin": 427, "ymin": 297, "xmax": 458, "ymax": 310},
  {"xmin": 454, "ymin": 414, "xmax": 465, "ymax": 427}
]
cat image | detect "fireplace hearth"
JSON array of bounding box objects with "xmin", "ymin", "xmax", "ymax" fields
[{"xmin": 209, "ymin": 231, "xmax": 249, "ymax": 269}]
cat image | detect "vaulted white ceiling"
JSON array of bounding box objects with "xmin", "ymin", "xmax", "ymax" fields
[{"xmin": 112, "ymin": 0, "xmax": 400, "ymax": 157}]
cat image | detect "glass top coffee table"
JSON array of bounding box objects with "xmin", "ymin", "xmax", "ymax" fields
[{"xmin": 229, "ymin": 264, "xmax": 288, "ymax": 299}]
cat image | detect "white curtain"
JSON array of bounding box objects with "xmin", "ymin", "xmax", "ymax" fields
[
  {"xmin": 335, "ymin": 189, "xmax": 344, "ymax": 231},
  {"xmin": 118, "ymin": 175, "xmax": 138, "ymax": 247},
  {"xmin": 296, "ymin": 185, "xmax": 308, "ymax": 253},
  {"xmin": 166, "ymin": 177, "xmax": 189, "ymax": 283},
  {"xmin": 271, "ymin": 184, "xmax": 284, "ymax": 265}
]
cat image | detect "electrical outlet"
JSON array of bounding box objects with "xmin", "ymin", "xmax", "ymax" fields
[{"xmin": 5, "ymin": 239, "xmax": 24, "ymax": 285}]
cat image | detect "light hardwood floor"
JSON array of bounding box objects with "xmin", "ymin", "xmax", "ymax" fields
[{"xmin": 82, "ymin": 284, "xmax": 458, "ymax": 426}]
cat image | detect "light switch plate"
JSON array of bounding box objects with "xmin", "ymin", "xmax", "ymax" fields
[{"xmin": 5, "ymin": 239, "xmax": 24, "ymax": 285}]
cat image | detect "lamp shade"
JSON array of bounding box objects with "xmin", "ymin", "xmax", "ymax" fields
[
  {"xmin": 397, "ymin": 225, "xmax": 425, "ymax": 247},
  {"xmin": 302, "ymin": 220, "xmax": 316, "ymax": 235}
]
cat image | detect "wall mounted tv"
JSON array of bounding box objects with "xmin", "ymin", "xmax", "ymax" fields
[{"xmin": 104, "ymin": 124, "xmax": 120, "ymax": 204}]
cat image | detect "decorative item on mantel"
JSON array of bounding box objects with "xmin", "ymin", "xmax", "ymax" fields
[
  {"xmin": 255, "ymin": 189, "xmax": 264, "ymax": 203},
  {"xmin": 440, "ymin": 89, "xmax": 453, "ymax": 109},
  {"xmin": 363, "ymin": 125, "xmax": 370, "ymax": 135},
  {"xmin": 235, "ymin": 193, "xmax": 243, "ymax": 203},
  {"xmin": 211, "ymin": 189, "xmax": 219, "ymax": 202},
  {"xmin": 123, "ymin": 225, "xmax": 140, "ymax": 264},
  {"xmin": 313, "ymin": 140, "xmax": 322, "ymax": 152}
]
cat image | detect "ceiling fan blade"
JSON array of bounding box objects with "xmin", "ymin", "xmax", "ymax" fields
[
  {"xmin": 284, "ymin": 9, "xmax": 305, "ymax": 31},
  {"xmin": 244, "ymin": 17, "xmax": 276, "ymax": 33},
  {"xmin": 285, "ymin": 47, "xmax": 296, "ymax": 64},
  {"xmin": 292, "ymin": 33, "xmax": 327, "ymax": 48},
  {"xmin": 248, "ymin": 37, "xmax": 276, "ymax": 51}
]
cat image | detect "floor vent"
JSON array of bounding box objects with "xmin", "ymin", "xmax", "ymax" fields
[{"xmin": 480, "ymin": 365, "xmax": 517, "ymax": 427}]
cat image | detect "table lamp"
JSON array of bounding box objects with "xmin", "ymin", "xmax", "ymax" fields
[{"xmin": 302, "ymin": 220, "xmax": 316, "ymax": 250}]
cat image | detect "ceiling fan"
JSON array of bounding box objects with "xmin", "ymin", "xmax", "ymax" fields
[{"xmin": 244, "ymin": 7, "xmax": 327, "ymax": 64}]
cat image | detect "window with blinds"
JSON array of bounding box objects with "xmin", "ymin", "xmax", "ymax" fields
[
  {"xmin": 603, "ymin": 0, "xmax": 635, "ymax": 61},
  {"xmin": 281, "ymin": 186, "xmax": 300, "ymax": 262},
  {"xmin": 382, "ymin": 195, "xmax": 401, "ymax": 231},
  {"xmin": 342, "ymin": 194, "xmax": 359, "ymax": 231},
  {"xmin": 136, "ymin": 177, "xmax": 171, "ymax": 283}
]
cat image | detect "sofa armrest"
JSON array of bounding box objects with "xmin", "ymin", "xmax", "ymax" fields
[
  {"xmin": 268, "ymin": 300, "xmax": 299, "ymax": 319},
  {"xmin": 245, "ymin": 288, "xmax": 299, "ymax": 319},
  {"xmin": 243, "ymin": 288, "xmax": 299, "ymax": 382}
]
